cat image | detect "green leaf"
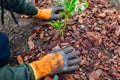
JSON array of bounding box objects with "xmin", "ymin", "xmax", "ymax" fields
[
  {"xmin": 78, "ymin": 8, "xmax": 83, "ymax": 12},
  {"xmin": 50, "ymin": 20, "xmax": 64, "ymax": 29},
  {"xmin": 84, "ymin": 1, "xmax": 89, "ymax": 8},
  {"xmin": 71, "ymin": 0, "xmax": 77, "ymax": 4},
  {"xmin": 53, "ymin": 20, "xmax": 59, "ymax": 27},
  {"xmin": 59, "ymin": 12, "xmax": 66, "ymax": 16},
  {"xmin": 53, "ymin": 75, "xmax": 59, "ymax": 80}
]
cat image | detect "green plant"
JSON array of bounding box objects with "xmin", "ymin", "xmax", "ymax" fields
[
  {"xmin": 75, "ymin": 1, "xmax": 89, "ymax": 12},
  {"xmin": 50, "ymin": 19, "xmax": 65, "ymax": 36},
  {"xmin": 60, "ymin": 0, "xmax": 78, "ymax": 31},
  {"xmin": 61, "ymin": 0, "xmax": 89, "ymax": 32},
  {"xmin": 53, "ymin": 0, "xmax": 89, "ymax": 36}
]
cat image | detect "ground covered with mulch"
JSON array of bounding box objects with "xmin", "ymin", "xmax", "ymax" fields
[{"xmin": 4, "ymin": 0, "xmax": 120, "ymax": 80}]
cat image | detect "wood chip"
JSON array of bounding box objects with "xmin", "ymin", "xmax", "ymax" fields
[{"xmin": 28, "ymin": 40, "xmax": 35, "ymax": 50}]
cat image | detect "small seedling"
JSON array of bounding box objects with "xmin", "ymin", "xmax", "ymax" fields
[
  {"xmin": 59, "ymin": 0, "xmax": 78, "ymax": 34},
  {"xmin": 58, "ymin": 0, "xmax": 89, "ymax": 31},
  {"xmin": 53, "ymin": 0, "xmax": 89, "ymax": 36},
  {"xmin": 50, "ymin": 19, "xmax": 65, "ymax": 36}
]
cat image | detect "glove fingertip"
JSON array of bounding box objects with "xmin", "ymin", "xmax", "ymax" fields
[{"xmin": 67, "ymin": 65, "xmax": 79, "ymax": 71}]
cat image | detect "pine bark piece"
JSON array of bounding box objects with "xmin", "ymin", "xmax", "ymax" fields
[{"xmin": 28, "ymin": 40, "xmax": 35, "ymax": 50}]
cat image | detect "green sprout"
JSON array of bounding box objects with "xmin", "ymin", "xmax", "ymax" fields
[
  {"xmin": 52, "ymin": 0, "xmax": 89, "ymax": 36},
  {"xmin": 59, "ymin": 0, "xmax": 78, "ymax": 35},
  {"xmin": 50, "ymin": 19, "xmax": 65, "ymax": 36}
]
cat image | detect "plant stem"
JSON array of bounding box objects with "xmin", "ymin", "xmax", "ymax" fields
[
  {"xmin": 61, "ymin": 29, "xmax": 64, "ymax": 36},
  {"xmin": 63, "ymin": 17, "xmax": 67, "ymax": 31},
  {"xmin": 63, "ymin": 13, "xmax": 70, "ymax": 34}
]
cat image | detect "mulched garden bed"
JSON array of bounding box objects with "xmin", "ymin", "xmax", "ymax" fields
[{"xmin": 10, "ymin": 0, "xmax": 120, "ymax": 80}]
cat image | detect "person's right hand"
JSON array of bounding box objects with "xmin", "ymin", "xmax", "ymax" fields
[
  {"xmin": 33, "ymin": 7, "xmax": 63, "ymax": 20},
  {"xmin": 29, "ymin": 47, "xmax": 81, "ymax": 80}
]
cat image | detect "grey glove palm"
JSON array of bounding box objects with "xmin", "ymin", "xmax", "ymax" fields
[
  {"xmin": 50, "ymin": 7, "xmax": 63, "ymax": 20},
  {"xmin": 51, "ymin": 47, "xmax": 81, "ymax": 73}
]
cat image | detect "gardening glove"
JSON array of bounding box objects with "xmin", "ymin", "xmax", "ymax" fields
[
  {"xmin": 33, "ymin": 7, "xmax": 63, "ymax": 20},
  {"xmin": 29, "ymin": 47, "xmax": 81, "ymax": 80}
]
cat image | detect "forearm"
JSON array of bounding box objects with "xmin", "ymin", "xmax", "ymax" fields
[
  {"xmin": 1, "ymin": 0, "xmax": 38, "ymax": 16},
  {"xmin": 0, "ymin": 64, "xmax": 35, "ymax": 80}
]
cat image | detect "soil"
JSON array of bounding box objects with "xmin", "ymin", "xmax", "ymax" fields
[
  {"xmin": 1, "ymin": 0, "xmax": 120, "ymax": 80},
  {"xmin": 0, "ymin": 13, "xmax": 37, "ymax": 54}
]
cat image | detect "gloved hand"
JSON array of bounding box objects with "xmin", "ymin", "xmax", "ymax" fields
[
  {"xmin": 33, "ymin": 7, "xmax": 63, "ymax": 20},
  {"xmin": 29, "ymin": 47, "xmax": 81, "ymax": 80}
]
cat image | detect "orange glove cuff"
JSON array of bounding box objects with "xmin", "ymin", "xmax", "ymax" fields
[
  {"xmin": 29, "ymin": 53, "xmax": 64, "ymax": 80},
  {"xmin": 33, "ymin": 8, "xmax": 52, "ymax": 20}
]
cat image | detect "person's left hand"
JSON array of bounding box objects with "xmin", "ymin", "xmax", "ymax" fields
[
  {"xmin": 50, "ymin": 47, "xmax": 81, "ymax": 73},
  {"xmin": 33, "ymin": 7, "xmax": 63, "ymax": 20},
  {"xmin": 29, "ymin": 47, "xmax": 81, "ymax": 80}
]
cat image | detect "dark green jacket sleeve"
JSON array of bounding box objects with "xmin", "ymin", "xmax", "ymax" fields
[
  {"xmin": 2, "ymin": 0, "xmax": 38, "ymax": 16},
  {"xmin": 0, "ymin": 64, "xmax": 35, "ymax": 80}
]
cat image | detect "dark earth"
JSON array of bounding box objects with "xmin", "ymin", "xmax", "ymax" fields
[{"xmin": 0, "ymin": 0, "xmax": 120, "ymax": 80}]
